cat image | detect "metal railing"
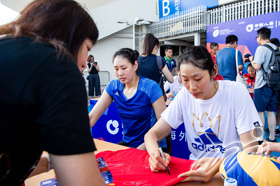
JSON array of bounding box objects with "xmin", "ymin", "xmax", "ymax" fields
[
  {"xmin": 83, "ymin": 70, "xmax": 110, "ymax": 91},
  {"xmin": 149, "ymin": 0, "xmax": 280, "ymax": 38},
  {"xmin": 99, "ymin": 71, "xmax": 110, "ymax": 87},
  {"xmin": 208, "ymin": 0, "xmax": 280, "ymax": 25},
  {"xmin": 148, "ymin": 5, "xmax": 207, "ymax": 38}
]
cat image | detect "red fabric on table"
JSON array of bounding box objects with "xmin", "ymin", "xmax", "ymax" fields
[{"xmin": 96, "ymin": 148, "xmax": 196, "ymax": 186}]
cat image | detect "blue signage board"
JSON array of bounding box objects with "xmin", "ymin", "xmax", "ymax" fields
[
  {"xmin": 207, "ymin": 11, "xmax": 280, "ymax": 57},
  {"xmin": 90, "ymin": 100, "xmax": 123, "ymax": 143},
  {"xmin": 158, "ymin": 0, "xmax": 218, "ymax": 19},
  {"xmin": 90, "ymin": 100, "xmax": 191, "ymax": 159}
]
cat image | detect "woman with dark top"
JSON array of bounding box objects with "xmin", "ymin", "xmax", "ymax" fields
[
  {"xmin": 138, "ymin": 33, "xmax": 174, "ymax": 98},
  {"xmin": 87, "ymin": 55, "xmax": 101, "ymax": 98},
  {"xmin": 0, "ymin": 0, "xmax": 106, "ymax": 185}
]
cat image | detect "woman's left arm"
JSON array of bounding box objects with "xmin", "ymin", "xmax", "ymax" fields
[
  {"xmin": 239, "ymin": 129, "xmax": 259, "ymax": 152},
  {"xmin": 95, "ymin": 62, "xmax": 100, "ymax": 72},
  {"xmin": 178, "ymin": 157, "xmax": 224, "ymax": 183},
  {"xmin": 137, "ymin": 95, "xmax": 166, "ymax": 150},
  {"xmin": 233, "ymin": 83, "xmax": 260, "ymax": 152},
  {"xmin": 152, "ymin": 95, "xmax": 166, "ymax": 120},
  {"xmin": 177, "ymin": 130, "xmax": 259, "ymax": 182}
]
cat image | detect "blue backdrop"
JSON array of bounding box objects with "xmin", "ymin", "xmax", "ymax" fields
[
  {"xmin": 207, "ymin": 11, "xmax": 280, "ymax": 57},
  {"xmin": 158, "ymin": 0, "xmax": 218, "ymax": 19}
]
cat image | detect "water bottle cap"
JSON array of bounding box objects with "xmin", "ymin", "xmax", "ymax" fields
[{"xmin": 224, "ymin": 178, "xmax": 237, "ymax": 186}]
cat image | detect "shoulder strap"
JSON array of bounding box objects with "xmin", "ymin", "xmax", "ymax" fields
[
  {"xmin": 261, "ymin": 44, "xmax": 277, "ymax": 73},
  {"xmin": 235, "ymin": 49, "xmax": 239, "ymax": 72},
  {"xmin": 262, "ymin": 44, "xmax": 276, "ymax": 52},
  {"xmin": 156, "ymin": 56, "xmax": 163, "ymax": 74},
  {"xmin": 156, "ymin": 56, "xmax": 164, "ymax": 88}
]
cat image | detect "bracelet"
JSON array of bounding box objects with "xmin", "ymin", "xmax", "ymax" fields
[{"xmin": 42, "ymin": 153, "xmax": 52, "ymax": 171}]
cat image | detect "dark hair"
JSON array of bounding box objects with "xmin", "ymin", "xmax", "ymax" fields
[
  {"xmin": 142, "ymin": 33, "xmax": 159, "ymax": 56},
  {"xmin": 270, "ymin": 38, "xmax": 280, "ymax": 47},
  {"xmin": 0, "ymin": 0, "xmax": 99, "ymax": 62},
  {"xmin": 210, "ymin": 42, "xmax": 219, "ymax": 49},
  {"xmin": 113, "ymin": 48, "xmax": 139, "ymax": 67},
  {"xmin": 247, "ymin": 63, "xmax": 255, "ymax": 70},
  {"xmin": 178, "ymin": 46, "xmax": 215, "ymax": 78},
  {"xmin": 87, "ymin": 55, "xmax": 93, "ymax": 62},
  {"xmin": 165, "ymin": 46, "xmax": 173, "ymax": 52},
  {"xmin": 226, "ymin": 35, "xmax": 238, "ymax": 45},
  {"xmin": 257, "ymin": 27, "xmax": 271, "ymax": 40}
]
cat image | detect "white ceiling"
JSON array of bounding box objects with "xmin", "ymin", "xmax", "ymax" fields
[{"xmin": 1, "ymin": 0, "xmax": 115, "ymax": 13}]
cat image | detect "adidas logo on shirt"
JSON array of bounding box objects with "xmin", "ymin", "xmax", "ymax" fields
[
  {"xmin": 192, "ymin": 128, "xmax": 225, "ymax": 154},
  {"xmin": 191, "ymin": 112, "xmax": 225, "ymax": 154}
]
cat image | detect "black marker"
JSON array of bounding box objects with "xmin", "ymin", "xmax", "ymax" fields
[{"xmin": 157, "ymin": 141, "xmax": 170, "ymax": 175}]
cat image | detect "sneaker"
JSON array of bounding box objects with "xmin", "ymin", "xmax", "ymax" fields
[
  {"xmin": 275, "ymin": 130, "xmax": 280, "ymax": 137},
  {"xmin": 265, "ymin": 137, "xmax": 278, "ymax": 142}
]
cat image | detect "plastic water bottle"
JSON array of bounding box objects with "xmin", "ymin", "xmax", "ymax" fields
[
  {"xmin": 248, "ymin": 83, "xmax": 252, "ymax": 93},
  {"xmin": 248, "ymin": 83, "xmax": 252, "ymax": 89},
  {"xmin": 224, "ymin": 178, "xmax": 237, "ymax": 186}
]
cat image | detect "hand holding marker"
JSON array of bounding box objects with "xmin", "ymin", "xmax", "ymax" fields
[{"xmin": 157, "ymin": 141, "xmax": 170, "ymax": 175}]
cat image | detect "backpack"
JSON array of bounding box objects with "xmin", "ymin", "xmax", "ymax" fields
[
  {"xmin": 156, "ymin": 56, "xmax": 167, "ymax": 101},
  {"xmin": 156, "ymin": 56, "xmax": 163, "ymax": 84},
  {"xmin": 261, "ymin": 44, "xmax": 280, "ymax": 91}
]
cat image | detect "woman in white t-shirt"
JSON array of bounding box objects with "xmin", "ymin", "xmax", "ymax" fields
[{"xmin": 144, "ymin": 46, "xmax": 261, "ymax": 183}]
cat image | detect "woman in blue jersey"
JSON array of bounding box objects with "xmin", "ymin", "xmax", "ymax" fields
[{"xmin": 89, "ymin": 48, "xmax": 167, "ymax": 150}]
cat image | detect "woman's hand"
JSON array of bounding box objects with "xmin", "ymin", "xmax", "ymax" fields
[
  {"xmin": 88, "ymin": 63, "xmax": 93, "ymax": 72},
  {"xmin": 148, "ymin": 150, "xmax": 171, "ymax": 173},
  {"xmin": 166, "ymin": 93, "xmax": 174, "ymax": 99},
  {"xmin": 178, "ymin": 157, "xmax": 223, "ymax": 183},
  {"xmin": 257, "ymin": 142, "xmax": 280, "ymax": 161}
]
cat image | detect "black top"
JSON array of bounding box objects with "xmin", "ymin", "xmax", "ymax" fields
[
  {"xmin": 87, "ymin": 62, "xmax": 99, "ymax": 74},
  {"xmin": 0, "ymin": 36, "xmax": 96, "ymax": 185},
  {"xmin": 137, "ymin": 54, "xmax": 166, "ymax": 95}
]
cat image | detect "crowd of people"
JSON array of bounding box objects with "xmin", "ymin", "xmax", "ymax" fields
[
  {"xmin": 1, "ymin": 0, "xmax": 280, "ymax": 186},
  {"xmin": 214, "ymin": 28, "xmax": 280, "ymax": 142}
]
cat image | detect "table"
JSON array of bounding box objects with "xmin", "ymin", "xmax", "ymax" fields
[{"xmin": 25, "ymin": 139, "xmax": 223, "ymax": 186}]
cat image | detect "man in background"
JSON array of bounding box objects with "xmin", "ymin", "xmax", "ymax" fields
[
  {"xmin": 249, "ymin": 27, "xmax": 278, "ymax": 142},
  {"xmin": 163, "ymin": 46, "xmax": 178, "ymax": 76},
  {"xmin": 216, "ymin": 35, "xmax": 243, "ymax": 81}
]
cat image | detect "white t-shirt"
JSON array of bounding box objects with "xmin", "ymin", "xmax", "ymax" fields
[
  {"xmin": 161, "ymin": 80, "xmax": 262, "ymax": 160},
  {"xmin": 164, "ymin": 76, "xmax": 184, "ymax": 94},
  {"xmin": 254, "ymin": 43, "xmax": 277, "ymax": 89}
]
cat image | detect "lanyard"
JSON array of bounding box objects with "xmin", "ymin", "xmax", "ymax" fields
[{"xmin": 165, "ymin": 56, "xmax": 172, "ymax": 72}]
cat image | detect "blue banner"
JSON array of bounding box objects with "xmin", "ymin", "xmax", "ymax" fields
[
  {"xmin": 207, "ymin": 11, "xmax": 280, "ymax": 57},
  {"xmin": 90, "ymin": 100, "xmax": 191, "ymax": 159},
  {"xmin": 158, "ymin": 0, "xmax": 218, "ymax": 20}
]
